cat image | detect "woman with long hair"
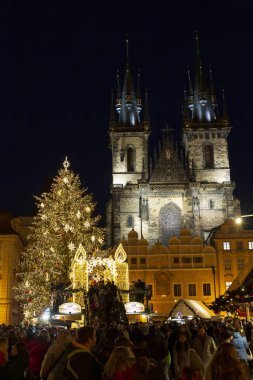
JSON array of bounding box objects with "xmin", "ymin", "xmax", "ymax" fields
[
  {"xmin": 173, "ymin": 333, "xmax": 190, "ymax": 380},
  {"xmin": 205, "ymin": 342, "xmax": 248, "ymax": 380},
  {"xmin": 103, "ymin": 346, "xmax": 136, "ymax": 380}
]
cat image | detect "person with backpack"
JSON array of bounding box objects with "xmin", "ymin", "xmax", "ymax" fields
[
  {"xmin": 66, "ymin": 326, "xmax": 103, "ymax": 380},
  {"xmin": 40, "ymin": 329, "xmax": 70, "ymax": 380}
]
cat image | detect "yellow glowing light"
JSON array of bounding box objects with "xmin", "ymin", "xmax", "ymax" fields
[{"xmin": 235, "ymin": 217, "xmax": 242, "ymax": 225}]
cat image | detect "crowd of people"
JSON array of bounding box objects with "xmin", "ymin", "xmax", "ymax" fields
[{"xmin": 0, "ymin": 317, "xmax": 253, "ymax": 379}]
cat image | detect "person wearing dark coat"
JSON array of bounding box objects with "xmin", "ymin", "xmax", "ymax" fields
[
  {"xmin": 0, "ymin": 341, "xmax": 29, "ymax": 380},
  {"xmin": 66, "ymin": 326, "xmax": 102, "ymax": 380}
]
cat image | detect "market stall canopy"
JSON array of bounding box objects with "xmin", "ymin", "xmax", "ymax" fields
[
  {"xmin": 168, "ymin": 299, "xmax": 216, "ymax": 320},
  {"xmin": 228, "ymin": 264, "xmax": 253, "ymax": 293}
]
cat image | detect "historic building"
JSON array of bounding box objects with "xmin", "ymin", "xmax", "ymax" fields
[
  {"xmin": 0, "ymin": 212, "xmax": 32, "ymax": 324},
  {"xmin": 110, "ymin": 227, "xmax": 217, "ymax": 315},
  {"xmin": 211, "ymin": 219, "xmax": 253, "ymax": 296},
  {"xmin": 0, "ymin": 211, "xmax": 22, "ymax": 324},
  {"xmin": 106, "ymin": 36, "xmax": 240, "ymax": 248}
]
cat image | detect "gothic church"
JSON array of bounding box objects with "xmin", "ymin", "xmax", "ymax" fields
[{"xmin": 106, "ymin": 36, "xmax": 240, "ymax": 247}]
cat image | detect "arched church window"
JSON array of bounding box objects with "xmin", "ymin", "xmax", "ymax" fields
[
  {"xmin": 127, "ymin": 215, "xmax": 134, "ymax": 228},
  {"xmin": 204, "ymin": 143, "xmax": 214, "ymax": 169},
  {"xmin": 127, "ymin": 147, "xmax": 135, "ymax": 172},
  {"xmin": 159, "ymin": 202, "xmax": 182, "ymax": 245}
]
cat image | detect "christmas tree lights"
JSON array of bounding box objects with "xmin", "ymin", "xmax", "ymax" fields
[{"xmin": 16, "ymin": 157, "xmax": 105, "ymax": 319}]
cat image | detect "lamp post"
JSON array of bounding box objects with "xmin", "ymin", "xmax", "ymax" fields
[{"xmin": 212, "ymin": 265, "xmax": 216, "ymax": 299}]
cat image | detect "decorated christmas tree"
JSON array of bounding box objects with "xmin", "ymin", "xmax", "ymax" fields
[{"xmin": 16, "ymin": 158, "xmax": 105, "ymax": 320}]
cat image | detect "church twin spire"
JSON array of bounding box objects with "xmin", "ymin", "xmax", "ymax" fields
[
  {"xmin": 110, "ymin": 37, "xmax": 150, "ymax": 129},
  {"xmin": 184, "ymin": 31, "xmax": 228, "ymax": 126}
]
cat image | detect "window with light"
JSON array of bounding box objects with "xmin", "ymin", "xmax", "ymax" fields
[{"xmin": 223, "ymin": 241, "xmax": 230, "ymax": 250}]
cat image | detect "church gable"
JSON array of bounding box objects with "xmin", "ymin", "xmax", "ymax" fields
[{"xmin": 150, "ymin": 134, "xmax": 189, "ymax": 183}]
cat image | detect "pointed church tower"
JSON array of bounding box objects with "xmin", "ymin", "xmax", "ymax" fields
[
  {"xmin": 107, "ymin": 34, "xmax": 240, "ymax": 248},
  {"xmin": 182, "ymin": 32, "xmax": 240, "ymax": 233},
  {"xmin": 107, "ymin": 37, "xmax": 151, "ymax": 246},
  {"xmin": 183, "ymin": 31, "xmax": 230, "ymax": 183}
]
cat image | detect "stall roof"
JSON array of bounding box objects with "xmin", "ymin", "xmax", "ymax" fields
[{"xmin": 168, "ymin": 299, "xmax": 216, "ymax": 320}]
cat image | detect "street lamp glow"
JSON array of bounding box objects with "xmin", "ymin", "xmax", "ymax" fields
[{"xmin": 235, "ymin": 215, "xmax": 253, "ymax": 225}]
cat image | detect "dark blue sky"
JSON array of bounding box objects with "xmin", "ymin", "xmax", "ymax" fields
[{"xmin": 1, "ymin": 1, "xmax": 253, "ymax": 222}]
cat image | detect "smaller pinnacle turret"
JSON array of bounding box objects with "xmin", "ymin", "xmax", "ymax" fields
[
  {"xmin": 222, "ymin": 87, "xmax": 228, "ymax": 120},
  {"xmin": 110, "ymin": 91, "xmax": 116, "ymax": 124},
  {"xmin": 143, "ymin": 89, "xmax": 150, "ymax": 123}
]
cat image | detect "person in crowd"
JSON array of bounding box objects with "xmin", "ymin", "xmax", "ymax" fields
[
  {"xmin": 0, "ymin": 341, "xmax": 29, "ymax": 380},
  {"xmin": 115, "ymin": 335, "xmax": 133, "ymax": 349},
  {"xmin": 181, "ymin": 348, "xmax": 204, "ymax": 380},
  {"xmin": 66, "ymin": 326, "xmax": 102, "ymax": 380},
  {"xmin": 205, "ymin": 341, "xmax": 248, "ymax": 380},
  {"xmin": 192, "ymin": 324, "xmax": 216, "ymax": 371},
  {"xmin": 40, "ymin": 328, "xmax": 70, "ymax": 380},
  {"xmin": 232, "ymin": 327, "xmax": 249, "ymax": 364},
  {"xmin": 102, "ymin": 345, "xmax": 136, "ymax": 380},
  {"xmin": 0, "ymin": 336, "xmax": 8, "ymax": 367},
  {"xmin": 146, "ymin": 325, "xmax": 169, "ymax": 380},
  {"xmin": 177, "ymin": 324, "xmax": 192, "ymax": 346},
  {"xmin": 130, "ymin": 328, "xmax": 150, "ymax": 359},
  {"xmin": 173, "ymin": 333, "xmax": 190, "ymax": 380},
  {"xmin": 27, "ymin": 329, "xmax": 51, "ymax": 379}
]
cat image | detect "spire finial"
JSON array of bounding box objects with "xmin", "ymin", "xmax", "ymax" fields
[
  {"xmin": 222, "ymin": 86, "xmax": 228, "ymax": 118},
  {"xmin": 125, "ymin": 33, "xmax": 129, "ymax": 60},
  {"xmin": 136, "ymin": 68, "xmax": 141, "ymax": 98},
  {"xmin": 63, "ymin": 157, "xmax": 70, "ymax": 172},
  {"xmin": 110, "ymin": 90, "xmax": 116, "ymax": 123},
  {"xmin": 195, "ymin": 30, "xmax": 200, "ymax": 55},
  {"xmin": 187, "ymin": 65, "xmax": 193, "ymax": 96},
  {"xmin": 209, "ymin": 64, "xmax": 215, "ymax": 94},
  {"xmin": 144, "ymin": 88, "xmax": 150, "ymax": 122},
  {"xmin": 116, "ymin": 70, "xmax": 121, "ymax": 99}
]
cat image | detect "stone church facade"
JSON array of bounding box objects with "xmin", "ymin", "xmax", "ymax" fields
[{"xmin": 106, "ymin": 37, "xmax": 240, "ymax": 247}]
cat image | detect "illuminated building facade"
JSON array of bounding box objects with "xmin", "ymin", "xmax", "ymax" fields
[
  {"xmin": 110, "ymin": 228, "xmax": 217, "ymax": 315},
  {"xmin": 211, "ymin": 219, "xmax": 253, "ymax": 296},
  {"xmin": 0, "ymin": 211, "xmax": 24, "ymax": 324},
  {"xmin": 106, "ymin": 36, "xmax": 240, "ymax": 248}
]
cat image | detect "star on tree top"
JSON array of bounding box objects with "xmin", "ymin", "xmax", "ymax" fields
[{"xmin": 63, "ymin": 157, "xmax": 70, "ymax": 172}]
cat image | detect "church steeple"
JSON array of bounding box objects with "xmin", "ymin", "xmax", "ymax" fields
[
  {"xmin": 117, "ymin": 36, "xmax": 141, "ymax": 126},
  {"xmin": 193, "ymin": 32, "xmax": 215, "ymax": 122}
]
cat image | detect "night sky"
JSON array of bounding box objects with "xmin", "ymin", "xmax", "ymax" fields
[{"xmin": 1, "ymin": 1, "xmax": 253, "ymax": 223}]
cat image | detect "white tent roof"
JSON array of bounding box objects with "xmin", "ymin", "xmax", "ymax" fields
[{"xmin": 169, "ymin": 299, "xmax": 216, "ymax": 319}]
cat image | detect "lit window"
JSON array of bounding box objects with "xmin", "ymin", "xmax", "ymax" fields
[
  {"xmin": 224, "ymin": 258, "xmax": 232, "ymax": 271},
  {"xmin": 188, "ymin": 284, "xmax": 196, "ymax": 297},
  {"xmin": 249, "ymin": 242, "xmax": 253, "ymax": 250},
  {"xmin": 131, "ymin": 258, "xmax": 137, "ymax": 265},
  {"xmin": 174, "ymin": 284, "xmax": 182, "ymax": 297},
  {"xmin": 237, "ymin": 258, "xmax": 244, "ymax": 271},
  {"xmin": 223, "ymin": 242, "xmax": 230, "ymax": 250},
  {"xmin": 237, "ymin": 241, "xmax": 243, "ymax": 251},
  {"xmin": 203, "ymin": 283, "xmax": 211, "ymax": 296}
]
